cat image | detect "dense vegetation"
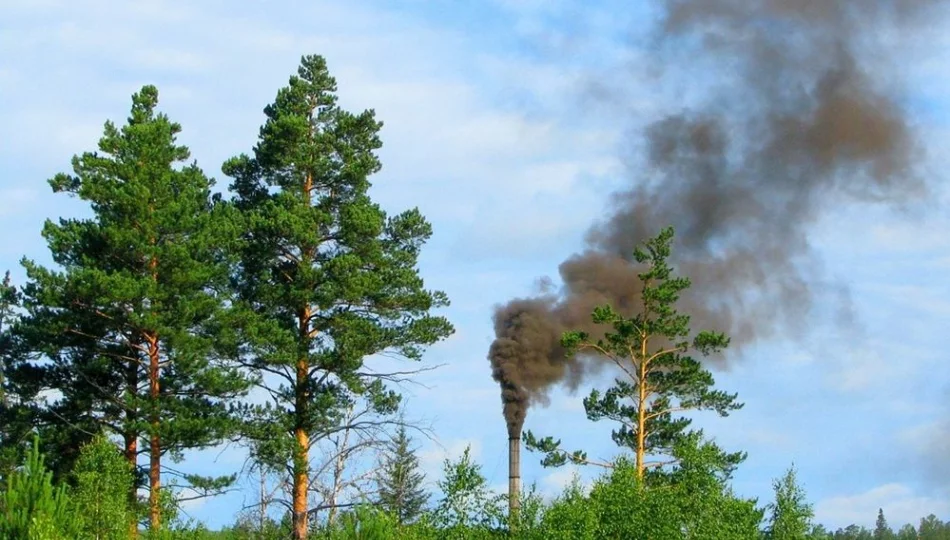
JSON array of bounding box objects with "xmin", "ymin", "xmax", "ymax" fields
[{"xmin": 0, "ymin": 54, "xmax": 946, "ymax": 539}]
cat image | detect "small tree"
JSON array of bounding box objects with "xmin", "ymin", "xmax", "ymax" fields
[
  {"xmin": 376, "ymin": 425, "xmax": 429, "ymax": 524},
  {"xmin": 525, "ymin": 227, "xmax": 743, "ymax": 479},
  {"xmin": 72, "ymin": 435, "xmax": 135, "ymax": 540},
  {"xmin": 433, "ymin": 446, "xmax": 503, "ymax": 533},
  {"xmin": 766, "ymin": 465, "xmax": 814, "ymax": 539},
  {"xmin": 0, "ymin": 436, "xmax": 77, "ymax": 539}
]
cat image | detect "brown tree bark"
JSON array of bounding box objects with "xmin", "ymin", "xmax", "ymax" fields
[
  {"xmin": 636, "ymin": 335, "xmax": 648, "ymax": 480},
  {"xmin": 292, "ymin": 357, "xmax": 311, "ymax": 539}
]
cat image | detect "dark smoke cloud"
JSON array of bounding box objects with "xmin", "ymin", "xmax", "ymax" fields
[{"xmin": 490, "ymin": 0, "xmax": 940, "ymax": 430}]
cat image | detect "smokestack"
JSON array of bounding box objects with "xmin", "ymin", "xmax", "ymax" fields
[{"xmin": 508, "ymin": 430, "xmax": 521, "ymax": 526}]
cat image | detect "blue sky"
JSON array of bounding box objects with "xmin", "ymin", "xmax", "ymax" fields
[{"xmin": 2, "ymin": 0, "xmax": 950, "ymax": 531}]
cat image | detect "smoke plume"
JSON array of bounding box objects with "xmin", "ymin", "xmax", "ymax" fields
[{"xmin": 490, "ymin": 0, "xmax": 939, "ymax": 430}]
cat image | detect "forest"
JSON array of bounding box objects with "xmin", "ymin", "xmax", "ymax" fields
[{"xmin": 0, "ymin": 51, "xmax": 947, "ymax": 539}]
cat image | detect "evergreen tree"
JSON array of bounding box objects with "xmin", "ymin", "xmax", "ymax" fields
[
  {"xmin": 766, "ymin": 465, "xmax": 814, "ymax": 540},
  {"xmin": 16, "ymin": 86, "xmax": 250, "ymax": 534},
  {"xmin": 0, "ymin": 271, "xmax": 28, "ymax": 482},
  {"xmin": 0, "ymin": 272, "xmax": 15, "ymax": 409},
  {"xmin": 875, "ymin": 508, "xmax": 895, "ymax": 540},
  {"xmin": 224, "ymin": 54, "xmax": 453, "ymax": 539},
  {"xmin": 0, "ymin": 436, "xmax": 78, "ymax": 538},
  {"xmin": 376, "ymin": 425, "xmax": 429, "ymax": 524},
  {"xmin": 524, "ymin": 227, "xmax": 743, "ymax": 479}
]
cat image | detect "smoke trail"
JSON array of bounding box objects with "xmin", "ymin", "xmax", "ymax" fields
[{"xmin": 489, "ymin": 0, "xmax": 939, "ymax": 429}]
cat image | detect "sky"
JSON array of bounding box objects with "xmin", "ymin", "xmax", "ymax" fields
[{"xmin": 2, "ymin": 0, "xmax": 950, "ymax": 532}]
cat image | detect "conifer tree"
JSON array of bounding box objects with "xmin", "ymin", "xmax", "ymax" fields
[
  {"xmin": 874, "ymin": 509, "xmax": 895, "ymax": 540},
  {"xmin": 224, "ymin": 54, "xmax": 453, "ymax": 539},
  {"xmin": 16, "ymin": 86, "xmax": 249, "ymax": 534},
  {"xmin": 525, "ymin": 227, "xmax": 743, "ymax": 478},
  {"xmin": 0, "ymin": 272, "xmax": 25, "ymax": 480},
  {"xmin": 376, "ymin": 425, "xmax": 429, "ymax": 524}
]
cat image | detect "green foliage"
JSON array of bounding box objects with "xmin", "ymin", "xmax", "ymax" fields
[
  {"xmin": 874, "ymin": 509, "xmax": 895, "ymax": 540},
  {"xmin": 526, "ymin": 227, "xmax": 743, "ymax": 476},
  {"xmin": 765, "ymin": 465, "xmax": 814, "ymax": 539},
  {"xmin": 529, "ymin": 435, "xmax": 761, "ymax": 540},
  {"xmin": 224, "ymin": 54, "xmax": 453, "ymax": 536},
  {"xmin": 433, "ymin": 446, "xmax": 505, "ymax": 535},
  {"xmin": 14, "ymin": 84, "xmax": 250, "ymax": 527},
  {"xmin": 918, "ymin": 514, "xmax": 950, "ymax": 540},
  {"xmin": 895, "ymin": 524, "xmax": 918, "ymax": 540},
  {"xmin": 376, "ymin": 425, "xmax": 430, "ymax": 524},
  {"xmin": 72, "ymin": 435, "xmax": 134, "ymax": 539},
  {"xmin": 0, "ymin": 436, "xmax": 78, "ymax": 539}
]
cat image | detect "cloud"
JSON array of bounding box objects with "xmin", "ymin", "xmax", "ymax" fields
[{"xmin": 814, "ymin": 483, "xmax": 950, "ymax": 530}]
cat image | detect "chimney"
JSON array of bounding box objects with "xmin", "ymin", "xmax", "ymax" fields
[{"xmin": 508, "ymin": 429, "xmax": 521, "ymax": 527}]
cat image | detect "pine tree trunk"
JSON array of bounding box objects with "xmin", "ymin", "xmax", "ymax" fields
[
  {"xmin": 636, "ymin": 335, "xmax": 648, "ymax": 480},
  {"xmin": 292, "ymin": 420, "xmax": 310, "ymax": 539},
  {"xmin": 292, "ymin": 176, "xmax": 314, "ymax": 540},
  {"xmin": 292, "ymin": 317, "xmax": 310, "ymax": 540},
  {"xmin": 147, "ymin": 334, "xmax": 161, "ymax": 531}
]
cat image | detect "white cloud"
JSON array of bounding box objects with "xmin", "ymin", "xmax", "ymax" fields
[{"xmin": 815, "ymin": 483, "xmax": 950, "ymax": 530}]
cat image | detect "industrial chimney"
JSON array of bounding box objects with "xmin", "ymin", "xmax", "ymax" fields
[{"xmin": 507, "ymin": 421, "xmax": 522, "ymax": 528}]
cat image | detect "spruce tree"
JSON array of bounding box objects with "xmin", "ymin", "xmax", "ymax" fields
[
  {"xmin": 16, "ymin": 86, "xmax": 249, "ymax": 534},
  {"xmin": 376, "ymin": 425, "xmax": 429, "ymax": 524},
  {"xmin": 874, "ymin": 509, "xmax": 895, "ymax": 540},
  {"xmin": 524, "ymin": 227, "xmax": 743, "ymax": 478},
  {"xmin": 225, "ymin": 54, "xmax": 453, "ymax": 539}
]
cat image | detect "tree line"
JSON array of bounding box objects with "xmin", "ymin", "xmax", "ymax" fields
[{"xmin": 0, "ymin": 53, "xmax": 946, "ymax": 539}]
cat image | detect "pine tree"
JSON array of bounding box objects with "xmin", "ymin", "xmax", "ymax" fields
[
  {"xmin": 0, "ymin": 436, "xmax": 78, "ymax": 538},
  {"xmin": 16, "ymin": 86, "xmax": 250, "ymax": 534},
  {"xmin": 224, "ymin": 54, "xmax": 453, "ymax": 540},
  {"xmin": 0, "ymin": 272, "xmax": 15, "ymax": 409},
  {"xmin": 524, "ymin": 227, "xmax": 743, "ymax": 478},
  {"xmin": 376, "ymin": 425, "xmax": 429, "ymax": 524},
  {"xmin": 0, "ymin": 272, "xmax": 26, "ymax": 482},
  {"xmin": 766, "ymin": 465, "xmax": 814, "ymax": 539}
]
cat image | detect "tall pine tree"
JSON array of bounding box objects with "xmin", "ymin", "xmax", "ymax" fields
[
  {"xmin": 525, "ymin": 227, "xmax": 743, "ymax": 479},
  {"xmin": 16, "ymin": 86, "xmax": 249, "ymax": 534},
  {"xmin": 225, "ymin": 55, "xmax": 453, "ymax": 539},
  {"xmin": 376, "ymin": 425, "xmax": 429, "ymax": 524}
]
